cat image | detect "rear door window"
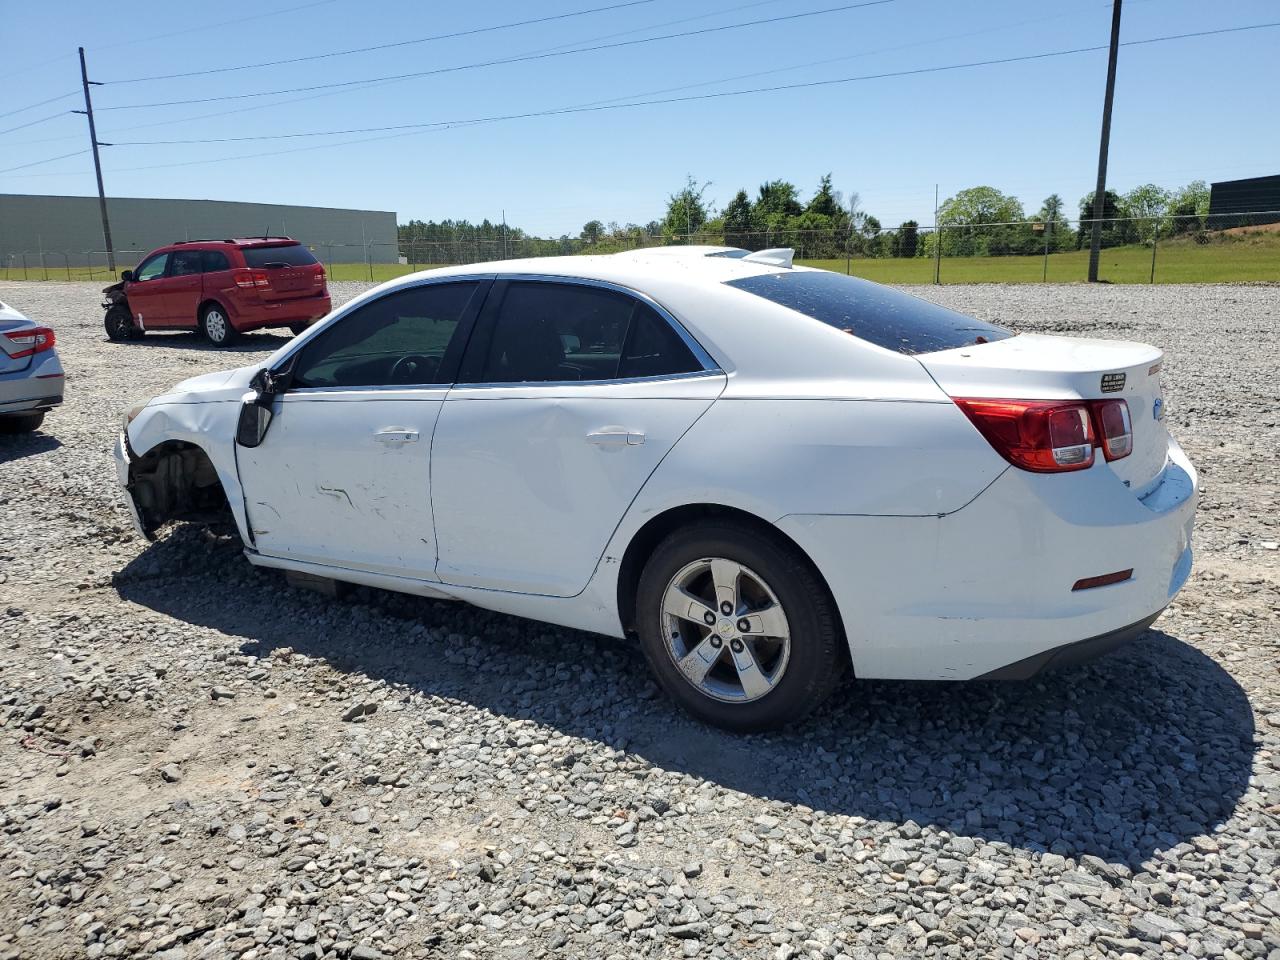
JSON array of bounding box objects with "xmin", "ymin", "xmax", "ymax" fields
[
  {"xmin": 200, "ymin": 250, "xmax": 230, "ymax": 272},
  {"xmin": 724, "ymin": 270, "xmax": 1011, "ymax": 355},
  {"xmin": 293, "ymin": 282, "xmax": 481, "ymax": 388},
  {"xmin": 170, "ymin": 250, "xmax": 203, "ymax": 276},
  {"xmin": 473, "ymin": 281, "xmax": 703, "ymax": 383},
  {"xmin": 243, "ymin": 245, "xmax": 318, "ymax": 268}
]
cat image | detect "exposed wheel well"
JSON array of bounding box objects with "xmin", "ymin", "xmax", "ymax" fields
[
  {"xmin": 615, "ymin": 503, "xmax": 847, "ymax": 658},
  {"xmin": 128, "ymin": 439, "xmax": 233, "ymax": 536}
]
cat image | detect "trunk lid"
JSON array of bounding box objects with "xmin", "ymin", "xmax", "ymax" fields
[{"xmin": 919, "ymin": 333, "xmax": 1168, "ymax": 493}]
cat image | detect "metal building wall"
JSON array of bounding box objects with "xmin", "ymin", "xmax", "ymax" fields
[
  {"xmin": 0, "ymin": 194, "xmax": 399, "ymax": 268},
  {"xmin": 1207, "ymin": 175, "xmax": 1280, "ymax": 228}
]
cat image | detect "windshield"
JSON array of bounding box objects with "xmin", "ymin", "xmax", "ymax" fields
[{"xmin": 725, "ymin": 270, "xmax": 1012, "ymax": 355}]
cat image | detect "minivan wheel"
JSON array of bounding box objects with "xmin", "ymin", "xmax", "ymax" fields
[
  {"xmin": 105, "ymin": 306, "xmax": 138, "ymax": 341},
  {"xmin": 635, "ymin": 521, "xmax": 845, "ymax": 732},
  {"xmin": 288, "ymin": 322, "xmax": 309, "ymax": 336},
  {"xmin": 200, "ymin": 304, "xmax": 237, "ymax": 346}
]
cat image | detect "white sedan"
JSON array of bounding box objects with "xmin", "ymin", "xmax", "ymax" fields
[{"xmin": 114, "ymin": 248, "xmax": 1197, "ymax": 731}]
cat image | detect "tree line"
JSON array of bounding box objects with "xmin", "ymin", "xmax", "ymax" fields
[{"xmin": 397, "ymin": 177, "xmax": 1214, "ymax": 261}]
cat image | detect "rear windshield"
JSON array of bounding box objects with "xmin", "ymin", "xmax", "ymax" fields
[
  {"xmin": 242, "ymin": 244, "xmax": 318, "ymax": 268},
  {"xmin": 724, "ymin": 270, "xmax": 1012, "ymax": 355}
]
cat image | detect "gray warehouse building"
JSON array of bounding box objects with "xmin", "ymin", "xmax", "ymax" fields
[{"xmin": 0, "ymin": 194, "xmax": 399, "ymax": 270}]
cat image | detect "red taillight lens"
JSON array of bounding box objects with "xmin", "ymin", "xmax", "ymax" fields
[
  {"xmin": 1094, "ymin": 399, "xmax": 1132, "ymax": 461},
  {"xmin": 233, "ymin": 269, "xmax": 271, "ymax": 289},
  {"xmin": 954, "ymin": 398, "xmax": 1096, "ymax": 473},
  {"xmin": 312, "ymin": 264, "xmax": 326, "ymax": 286},
  {"xmin": 4, "ymin": 326, "xmax": 56, "ymax": 359}
]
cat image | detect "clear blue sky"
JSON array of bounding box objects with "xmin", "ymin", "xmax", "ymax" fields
[{"xmin": 3, "ymin": 0, "xmax": 1278, "ymax": 235}]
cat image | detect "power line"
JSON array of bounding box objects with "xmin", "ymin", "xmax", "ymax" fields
[
  {"xmin": 104, "ymin": 21, "xmax": 1280, "ymax": 150},
  {"xmin": 0, "ymin": 111, "xmax": 75, "ymax": 137},
  {"xmin": 93, "ymin": 0, "xmax": 342, "ymax": 53},
  {"xmin": 0, "ymin": 149, "xmax": 89, "ymax": 174},
  {"xmin": 88, "ymin": 0, "xmax": 782, "ymax": 139},
  {"xmin": 104, "ymin": 0, "xmax": 662, "ymax": 84},
  {"xmin": 95, "ymin": 0, "xmax": 895, "ymax": 111},
  {"xmin": 0, "ymin": 90, "xmax": 80, "ymax": 121}
]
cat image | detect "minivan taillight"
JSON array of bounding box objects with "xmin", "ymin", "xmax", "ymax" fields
[
  {"xmin": 1094, "ymin": 398, "xmax": 1132, "ymax": 461},
  {"xmin": 312, "ymin": 264, "xmax": 326, "ymax": 286},
  {"xmin": 4, "ymin": 326, "xmax": 56, "ymax": 359},
  {"xmin": 954, "ymin": 398, "xmax": 1095, "ymax": 473},
  {"xmin": 955, "ymin": 397, "xmax": 1134, "ymax": 473},
  {"xmin": 233, "ymin": 268, "xmax": 270, "ymax": 289}
]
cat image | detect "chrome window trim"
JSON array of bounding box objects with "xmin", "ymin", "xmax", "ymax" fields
[
  {"xmin": 451, "ymin": 371, "xmax": 724, "ymax": 391},
  {"xmin": 459, "ymin": 272, "xmax": 721, "ymax": 386}
]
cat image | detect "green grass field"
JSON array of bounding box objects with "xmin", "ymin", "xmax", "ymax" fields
[{"xmin": 3, "ymin": 231, "xmax": 1276, "ymax": 284}]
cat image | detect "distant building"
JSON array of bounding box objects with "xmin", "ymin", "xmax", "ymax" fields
[
  {"xmin": 1207, "ymin": 175, "xmax": 1280, "ymax": 229},
  {"xmin": 0, "ymin": 194, "xmax": 399, "ymax": 270}
]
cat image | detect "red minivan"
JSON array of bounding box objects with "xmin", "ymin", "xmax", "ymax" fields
[{"xmin": 103, "ymin": 238, "xmax": 331, "ymax": 346}]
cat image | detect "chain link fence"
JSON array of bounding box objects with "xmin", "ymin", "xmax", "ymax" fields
[{"xmin": 3, "ymin": 212, "xmax": 1277, "ymax": 284}]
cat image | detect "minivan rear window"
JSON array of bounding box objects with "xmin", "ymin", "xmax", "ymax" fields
[
  {"xmin": 242, "ymin": 244, "xmax": 318, "ymax": 268},
  {"xmin": 724, "ymin": 270, "xmax": 1012, "ymax": 355}
]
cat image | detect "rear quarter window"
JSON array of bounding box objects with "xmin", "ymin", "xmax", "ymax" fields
[
  {"xmin": 242, "ymin": 245, "xmax": 318, "ymax": 268},
  {"xmin": 724, "ymin": 270, "xmax": 1011, "ymax": 355}
]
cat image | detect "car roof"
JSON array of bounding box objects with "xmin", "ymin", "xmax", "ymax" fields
[{"xmin": 168, "ymin": 237, "xmax": 301, "ymax": 248}]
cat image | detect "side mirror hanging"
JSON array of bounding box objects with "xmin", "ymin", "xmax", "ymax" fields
[{"xmin": 235, "ymin": 395, "xmax": 274, "ymax": 448}]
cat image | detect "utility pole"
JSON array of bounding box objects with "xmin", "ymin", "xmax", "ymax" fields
[
  {"xmin": 75, "ymin": 47, "xmax": 116, "ymax": 274},
  {"xmin": 1087, "ymin": 0, "xmax": 1122, "ymax": 282}
]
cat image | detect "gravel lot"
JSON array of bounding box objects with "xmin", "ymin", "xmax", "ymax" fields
[{"xmin": 1, "ymin": 279, "xmax": 1277, "ymax": 960}]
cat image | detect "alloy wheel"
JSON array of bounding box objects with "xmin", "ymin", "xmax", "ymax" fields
[
  {"xmin": 660, "ymin": 557, "xmax": 791, "ymax": 703},
  {"xmin": 205, "ymin": 310, "xmax": 228, "ymax": 343}
]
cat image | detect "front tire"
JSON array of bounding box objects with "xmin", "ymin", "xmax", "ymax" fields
[
  {"xmin": 200, "ymin": 304, "xmax": 237, "ymax": 346},
  {"xmin": 105, "ymin": 306, "xmax": 140, "ymax": 341},
  {"xmin": 0, "ymin": 411, "xmax": 45, "ymax": 434},
  {"xmin": 635, "ymin": 521, "xmax": 845, "ymax": 732}
]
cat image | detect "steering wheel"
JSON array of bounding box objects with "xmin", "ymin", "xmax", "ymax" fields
[{"xmin": 388, "ymin": 354, "xmax": 440, "ymax": 384}]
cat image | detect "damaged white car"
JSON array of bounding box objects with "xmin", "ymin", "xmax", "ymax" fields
[{"xmin": 115, "ymin": 248, "xmax": 1196, "ymax": 731}]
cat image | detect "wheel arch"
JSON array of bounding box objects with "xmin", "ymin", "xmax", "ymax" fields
[
  {"xmin": 125, "ymin": 437, "xmax": 235, "ymax": 537},
  {"xmin": 614, "ymin": 502, "xmax": 847, "ymax": 663},
  {"xmin": 197, "ymin": 297, "xmax": 232, "ymax": 324}
]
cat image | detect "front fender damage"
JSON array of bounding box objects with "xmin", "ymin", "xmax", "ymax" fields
[{"xmin": 125, "ymin": 440, "xmax": 234, "ymax": 538}]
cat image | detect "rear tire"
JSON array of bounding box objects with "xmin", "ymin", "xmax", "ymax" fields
[
  {"xmin": 0, "ymin": 411, "xmax": 45, "ymax": 434},
  {"xmin": 288, "ymin": 322, "xmax": 310, "ymax": 336},
  {"xmin": 200, "ymin": 304, "xmax": 237, "ymax": 346},
  {"xmin": 105, "ymin": 306, "xmax": 140, "ymax": 341},
  {"xmin": 635, "ymin": 521, "xmax": 845, "ymax": 732}
]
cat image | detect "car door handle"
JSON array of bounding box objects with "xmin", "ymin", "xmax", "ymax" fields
[
  {"xmin": 586, "ymin": 427, "xmax": 645, "ymax": 446},
  {"xmin": 374, "ymin": 428, "xmax": 420, "ymax": 444}
]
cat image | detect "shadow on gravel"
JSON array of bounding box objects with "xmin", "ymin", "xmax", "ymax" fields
[
  {"xmin": 115, "ymin": 527, "xmax": 1256, "ymax": 868},
  {"xmin": 105, "ymin": 331, "xmax": 294, "ymax": 352},
  {"xmin": 0, "ymin": 430, "xmax": 62, "ymax": 463}
]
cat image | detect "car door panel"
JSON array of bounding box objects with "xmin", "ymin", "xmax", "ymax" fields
[
  {"xmin": 164, "ymin": 249, "xmax": 205, "ymax": 327},
  {"xmin": 233, "ymin": 278, "xmax": 490, "ymax": 579},
  {"xmin": 238, "ymin": 390, "xmax": 445, "ymax": 576},
  {"xmin": 125, "ymin": 252, "xmax": 171, "ymax": 328},
  {"xmin": 432, "ymin": 377, "xmax": 723, "ymax": 596}
]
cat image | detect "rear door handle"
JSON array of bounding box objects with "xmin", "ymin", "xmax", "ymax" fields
[
  {"xmin": 587, "ymin": 427, "xmax": 645, "ymax": 446},
  {"xmin": 374, "ymin": 428, "xmax": 420, "ymax": 444}
]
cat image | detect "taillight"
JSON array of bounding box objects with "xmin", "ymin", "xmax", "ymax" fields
[
  {"xmin": 233, "ymin": 269, "xmax": 270, "ymax": 289},
  {"xmin": 1094, "ymin": 398, "xmax": 1132, "ymax": 461},
  {"xmin": 955, "ymin": 397, "xmax": 1134, "ymax": 473},
  {"xmin": 954, "ymin": 398, "xmax": 1095, "ymax": 473},
  {"xmin": 312, "ymin": 264, "xmax": 326, "ymax": 286},
  {"xmin": 4, "ymin": 326, "xmax": 56, "ymax": 359}
]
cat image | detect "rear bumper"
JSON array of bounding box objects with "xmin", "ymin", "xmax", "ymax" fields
[
  {"xmin": 230, "ymin": 293, "xmax": 331, "ymax": 331},
  {"xmin": 776, "ymin": 437, "xmax": 1197, "ymax": 680},
  {"xmin": 977, "ymin": 610, "xmax": 1163, "ymax": 679},
  {"xmin": 0, "ymin": 351, "xmax": 64, "ymax": 415}
]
